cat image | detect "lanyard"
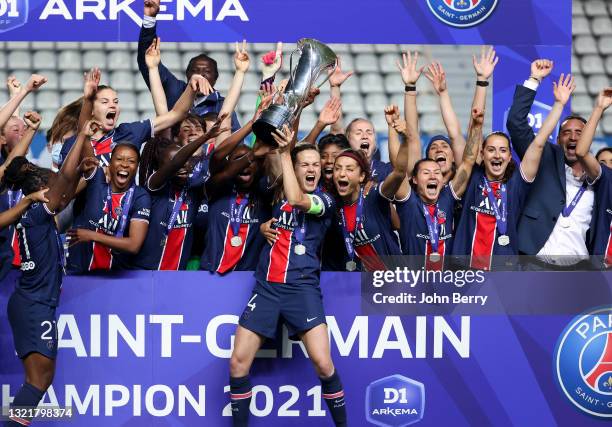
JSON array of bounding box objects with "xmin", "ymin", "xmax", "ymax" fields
[
  {"xmin": 8, "ymin": 189, "xmax": 22, "ymax": 208},
  {"xmin": 421, "ymin": 202, "xmax": 440, "ymax": 253},
  {"xmin": 339, "ymin": 188, "xmax": 364, "ymax": 261},
  {"xmin": 104, "ymin": 185, "xmax": 134, "ymax": 237},
  {"xmin": 165, "ymin": 188, "xmax": 187, "ymax": 237},
  {"xmin": 293, "ymin": 209, "xmax": 307, "ymax": 245},
  {"xmin": 230, "ymin": 192, "xmax": 249, "ymax": 236},
  {"xmin": 483, "ymin": 178, "xmax": 507, "ymax": 236},
  {"xmin": 562, "ymin": 181, "xmax": 588, "ymax": 218}
]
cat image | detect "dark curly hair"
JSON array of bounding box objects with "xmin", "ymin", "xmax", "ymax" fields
[{"xmin": 1, "ymin": 156, "xmax": 52, "ymax": 195}]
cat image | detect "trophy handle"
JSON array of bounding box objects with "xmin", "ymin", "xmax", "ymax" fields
[{"xmin": 288, "ymin": 46, "xmax": 302, "ymax": 86}]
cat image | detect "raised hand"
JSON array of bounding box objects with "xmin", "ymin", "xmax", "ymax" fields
[
  {"xmin": 396, "ymin": 51, "xmax": 424, "ymax": 86},
  {"xmin": 531, "ymin": 59, "xmax": 554, "ymax": 81},
  {"xmin": 272, "ymin": 125, "xmax": 295, "ymax": 153},
  {"xmin": 596, "ymin": 87, "xmax": 612, "ymax": 111},
  {"xmin": 319, "ymin": 97, "xmax": 342, "ymax": 125},
  {"xmin": 424, "ymin": 62, "xmax": 447, "ymax": 94},
  {"xmin": 23, "ymin": 111, "xmax": 42, "ymax": 130},
  {"xmin": 7, "ymin": 76, "xmax": 22, "ymax": 97},
  {"xmin": 189, "ymin": 74, "xmax": 214, "ymax": 96},
  {"xmin": 83, "ymin": 67, "xmax": 101, "ymax": 99},
  {"xmin": 261, "ymin": 42, "xmax": 283, "ymax": 80},
  {"xmin": 206, "ymin": 113, "xmax": 230, "ymax": 140},
  {"xmin": 145, "ymin": 37, "xmax": 161, "ymax": 69},
  {"xmin": 301, "ymin": 87, "xmax": 320, "ymax": 108},
  {"xmin": 473, "ymin": 46, "xmax": 499, "ymax": 81},
  {"xmin": 471, "ymin": 108, "xmax": 485, "ymax": 127},
  {"xmin": 384, "ymin": 104, "xmax": 400, "ymax": 126},
  {"xmin": 25, "ymin": 74, "xmax": 47, "ymax": 92},
  {"xmin": 144, "ymin": 0, "xmax": 160, "ymax": 17},
  {"xmin": 328, "ymin": 56, "xmax": 354, "ymax": 88},
  {"xmin": 77, "ymin": 156, "xmax": 100, "ymax": 176},
  {"xmin": 392, "ymin": 118, "xmax": 408, "ymax": 136},
  {"xmin": 234, "ymin": 40, "xmax": 250, "ymax": 73},
  {"xmin": 25, "ymin": 188, "xmax": 49, "ymax": 204},
  {"xmin": 553, "ymin": 73, "xmax": 575, "ymax": 105},
  {"xmin": 82, "ymin": 120, "xmax": 102, "ymax": 137}
]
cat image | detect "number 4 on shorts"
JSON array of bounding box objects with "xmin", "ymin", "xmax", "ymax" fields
[{"xmin": 247, "ymin": 294, "xmax": 257, "ymax": 311}]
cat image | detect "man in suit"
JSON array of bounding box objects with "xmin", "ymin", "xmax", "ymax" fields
[
  {"xmin": 137, "ymin": 0, "xmax": 240, "ymax": 131},
  {"xmin": 506, "ymin": 59, "xmax": 594, "ymax": 268}
]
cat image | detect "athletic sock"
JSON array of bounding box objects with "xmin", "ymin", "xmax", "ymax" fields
[
  {"xmin": 7, "ymin": 382, "xmax": 45, "ymax": 426},
  {"xmin": 229, "ymin": 375, "xmax": 252, "ymax": 427},
  {"xmin": 320, "ymin": 370, "xmax": 347, "ymax": 427}
]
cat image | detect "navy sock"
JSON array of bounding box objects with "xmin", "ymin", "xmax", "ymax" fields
[
  {"xmin": 230, "ymin": 375, "xmax": 252, "ymax": 427},
  {"xmin": 7, "ymin": 383, "xmax": 45, "ymax": 426},
  {"xmin": 321, "ymin": 370, "xmax": 347, "ymax": 427}
]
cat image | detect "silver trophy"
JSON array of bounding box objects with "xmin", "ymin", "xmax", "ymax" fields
[{"xmin": 253, "ymin": 38, "xmax": 337, "ymax": 145}]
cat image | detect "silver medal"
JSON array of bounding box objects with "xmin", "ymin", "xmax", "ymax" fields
[
  {"xmin": 497, "ymin": 235, "xmax": 510, "ymax": 246},
  {"xmin": 231, "ymin": 236, "xmax": 243, "ymax": 247},
  {"xmin": 429, "ymin": 253, "xmax": 441, "ymax": 262},
  {"xmin": 294, "ymin": 244, "xmax": 306, "ymax": 255},
  {"xmin": 346, "ymin": 260, "xmax": 357, "ymax": 271},
  {"xmin": 559, "ymin": 216, "xmax": 571, "ymax": 228}
]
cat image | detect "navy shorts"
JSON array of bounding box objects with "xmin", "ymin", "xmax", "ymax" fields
[
  {"xmin": 239, "ymin": 279, "xmax": 326, "ymax": 340},
  {"xmin": 7, "ymin": 292, "xmax": 58, "ymax": 360}
]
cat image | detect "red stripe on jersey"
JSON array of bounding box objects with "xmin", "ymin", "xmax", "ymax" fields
[
  {"xmin": 89, "ymin": 192, "xmax": 125, "ymax": 271},
  {"xmin": 266, "ymin": 227, "xmax": 292, "ymax": 283},
  {"xmin": 217, "ymin": 222, "xmax": 250, "ymax": 274},
  {"xmin": 470, "ymin": 211, "xmax": 495, "ymax": 270},
  {"xmin": 605, "ymin": 220, "xmax": 612, "ymax": 267},
  {"xmin": 92, "ymin": 133, "xmax": 114, "ymax": 156},
  {"xmin": 344, "ymin": 204, "xmax": 386, "ymax": 271},
  {"xmin": 159, "ymin": 194, "xmax": 190, "ymax": 270},
  {"xmin": 11, "ymin": 228, "xmax": 21, "ymax": 267}
]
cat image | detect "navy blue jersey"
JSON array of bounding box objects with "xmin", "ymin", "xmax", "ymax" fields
[
  {"xmin": 371, "ymin": 159, "xmax": 393, "ymax": 182},
  {"xmin": 255, "ymin": 191, "xmax": 335, "ymax": 286},
  {"xmin": 321, "ymin": 221, "xmax": 346, "ymax": 271},
  {"xmin": 188, "ymin": 143, "xmax": 215, "ymax": 188},
  {"xmin": 335, "ymin": 183, "xmax": 402, "ymax": 271},
  {"xmin": 201, "ymin": 186, "xmax": 272, "ymax": 273},
  {"xmin": 0, "ymin": 189, "xmax": 23, "ymax": 275},
  {"xmin": 15, "ymin": 203, "xmax": 63, "ymax": 307},
  {"xmin": 59, "ymin": 120, "xmax": 153, "ymax": 168},
  {"xmin": 453, "ymin": 165, "xmax": 531, "ymax": 269},
  {"xmin": 134, "ymin": 180, "xmax": 203, "ymax": 270},
  {"xmin": 591, "ymin": 165, "xmax": 612, "ymax": 262},
  {"xmin": 396, "ymin": 185, "xmax": 459, "ymax": 267},
  {"xmin": 67, "ymin": 168, "xmax": 151, "ymax": 274}
]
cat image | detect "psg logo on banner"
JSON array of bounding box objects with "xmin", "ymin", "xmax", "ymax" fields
[
  {"xmin": 554, "ymin": 306, "xmax": 612, "ymax": 418},
  {"xmin": 426, "ymin": 0, "xmax": 498, "ymax": 28}
]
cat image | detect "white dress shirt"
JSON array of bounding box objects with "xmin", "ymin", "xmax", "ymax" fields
[{"xmin": 537, "ymin": 165, "xmax": 594, "ymax": 265}]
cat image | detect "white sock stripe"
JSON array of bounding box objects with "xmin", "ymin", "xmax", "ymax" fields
[
  {"xmin": 9, "ymin": 416, "xmax": 31, "ymax": 426},
  {"xmin": 230, "ymin": 391, "xmax": 253, "ymax": 400},
  {"xmin": 322, "ymin": 390, "xmax": 345, "ymax": 399}
]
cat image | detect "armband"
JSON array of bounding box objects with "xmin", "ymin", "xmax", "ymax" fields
[{"xmin": 306, "ymin": 194, "xmax": 324, "ymax": 215}]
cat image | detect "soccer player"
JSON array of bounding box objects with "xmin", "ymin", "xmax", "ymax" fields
[
  {"xmin": 65, "ymin": 120, "xmax": 151, "ymax": 273},
  {"xmin": 396, "ymin": 108, "xmax": 484, "ymax": 269},
  {"xmin": 138, "ymin": 0, "xmax": 241, "ymax": 131},
  {"xmin": 134, "ymin": 114, "xmax": 227, "ymax": 270},
  {"xmin": 0, "ymin": 75, "xmax": 47, "ymax": 281},
  {"xmin": 229, "ymin": 129, "xmax": 347, "ymax": 427},
  {"xmin": 453, "ymin": 74, "xmax": 576, "ymax": 270},
  {"xmin": 0, "ymin": 117, "xmax": 94, "ymax": 427},
  {"xmin": 59, "ymin": 67, "xmax": 210, "ymax": 168},
  {"xmin": 45, "ymin": 99, "xmax": 82, "ymax": 172},
  {"xmin": 332, "ymin": 140, "xmax": 410, "ymax": 271},
  {"xmin": 575, "ymin": 88, "xmax": 612, "ymax": 267},
  {"xmin": 597, "ymin": 147, "xmax": 612, "ymax": 169}
]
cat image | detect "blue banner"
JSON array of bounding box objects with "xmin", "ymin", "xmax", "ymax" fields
[{"xmin": 1, "ymin": 271, "xmax": 611, "ymax": 426}]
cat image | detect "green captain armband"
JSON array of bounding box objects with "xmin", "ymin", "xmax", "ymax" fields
[{"xmin": 306, "ymin": 194, "xmax": 324, "ymax": 215}]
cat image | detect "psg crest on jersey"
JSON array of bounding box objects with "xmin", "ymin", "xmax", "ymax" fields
[
  {"xmin": 554, "ymin": 306, "xmax": 612, "ymax": 418},
  {"xmin": 426, "ymin": 0, "xmax": 498, "ymax": 28}
]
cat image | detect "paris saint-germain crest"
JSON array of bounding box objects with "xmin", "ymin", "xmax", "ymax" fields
[
  {"xmin": 426, "ymin": 0, "xmax": 498, "ymax": 28},
  {"xmin": 554, "ymin": 306, "xmax": 612, "ymax": 418}
]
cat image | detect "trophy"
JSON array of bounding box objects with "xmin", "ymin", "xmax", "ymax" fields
[{"xmin": 253, "ymin": 38, "xmax": 337, "ymax": 145}]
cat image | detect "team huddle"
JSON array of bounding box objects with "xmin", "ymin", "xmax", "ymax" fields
[{"xmin": 1, "ymin": 1, "xmax": 611, "ymax": 426}]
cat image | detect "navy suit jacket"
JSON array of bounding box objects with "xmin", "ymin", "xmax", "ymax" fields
[
  {"xmin": 506, "ymin": 84, "xmax": 568, "ymax": 255},
  {"xmin": 137, "ymin": 24, "xmax": 240, "ymax": 132}
]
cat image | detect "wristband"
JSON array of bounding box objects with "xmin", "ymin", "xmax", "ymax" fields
[
  {"xmin": 529, "ymin": 76, "xmax": 541, "ymax": 83},
  {"xmin": 405, "ymin": 85, "xmax": 417, "ymax": 92},
  {"xmin": 476, "ymin": 80, "xmax": 489, "ymax": 87},
  {"xmin": 142, "ymin": 15, "xmax": 157, "ymax": 28},
  {"xmin": 260, "ymin": 76, "xmax": 275, "ymax": 90}
]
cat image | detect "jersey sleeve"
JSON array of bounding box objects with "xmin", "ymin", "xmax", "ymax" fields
[
  {"xmin": 57, "ymin": 135, "xmax": 77, "ymax": 168},
  {"xmin": 589, "ymin": 164, "xmax": 611, "ymax": 191},
  {"xmin": 119, "ymin": 120, "xmax": 154, "ymax": 148},
  {"xmin": 312, "ymin": 191, "xmax": 336, "ymax": 218},
  {"xmin": 30, "ymin": 202, "xmax": 54, "ymax": 224},
  {"xmin": 130, "ymin": 188, "xmax": 152, "ymax": 222}
]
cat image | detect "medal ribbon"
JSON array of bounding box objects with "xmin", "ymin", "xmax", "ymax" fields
[
  {"xmin": 339, "ymin": 188, "xmax": 364, "ymax": 263},
  {"xmin": 8, "ymin": 189, "xmax": 22, "ymax": 208},
  {"xmin": 105, "ymin": 185, "xmax": 135, "ymax": 237},
  {"xmin": 483, "ymin": 178, "xmax": 508, "ymax": 236},
  {"xmin": 165, "ymin": 188, "xmax": 187, "ymax": 238},
  {"xmin": 562, "ymin": 181, "xmax": 588, "ymax": 218},
  {"xmin": 230, "ymin": 192, "xmax": 249, "ymax": 236},
  {"xmin": 421, "ymin": 202, "xmax": 440, "ymax": 254},
  {"xmin": 293, "ymin": 208, "xmax": 307, "ymax": 246}
]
